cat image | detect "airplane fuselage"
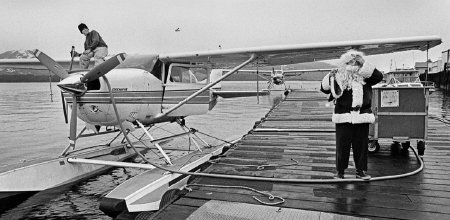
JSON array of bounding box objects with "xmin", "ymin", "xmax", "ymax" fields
[
  {"xmin": 62, "ymin": 68, "xmax": 211, "ymax": 126},
  {"xmin": 272, "ymin": 73, "xmax": 285, "ymax": 85}
]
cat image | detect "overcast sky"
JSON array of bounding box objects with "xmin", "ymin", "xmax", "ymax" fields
[{"xmin": 1, "ymin": 0, "xmax": 449, "ymax": 71}]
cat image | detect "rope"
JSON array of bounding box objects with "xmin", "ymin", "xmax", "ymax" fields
[
  {"xmin": 184, "ymin": 184, "xmax": 285, "ymax": 206},
  {"xmin": 196, "ymin": 130, "xmax": 236, "ymax": 145},
  {"xmin": 210, "ymin": 158, "xmax": 300, "ymax": 170}
]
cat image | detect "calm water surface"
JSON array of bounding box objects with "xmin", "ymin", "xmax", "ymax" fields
[
  {"xmin": 0, "ymin": 81, "xmax": 448, "ymax": 219},
  {"xmin": 0, "ymin": 81, "xmax": 287, "ymax": 219}
]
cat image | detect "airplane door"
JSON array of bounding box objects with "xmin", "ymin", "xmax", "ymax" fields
[{"xmin": 162, "ymin": 64, "xmax": 209, "ymax": 116}]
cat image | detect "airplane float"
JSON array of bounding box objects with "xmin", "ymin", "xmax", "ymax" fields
[{"xmin": 0, "ymin": 35, "xmax": 442, "ymax": 217}]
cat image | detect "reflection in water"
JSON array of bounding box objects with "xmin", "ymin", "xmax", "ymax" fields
[{"xmin": 429, "ymin": 89, "xmax": 450, "ymax": 125}]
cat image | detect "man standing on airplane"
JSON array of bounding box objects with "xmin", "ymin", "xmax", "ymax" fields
[{"xmin": 74, "ymin": 23, "xmax": 108, "ymax": 69}]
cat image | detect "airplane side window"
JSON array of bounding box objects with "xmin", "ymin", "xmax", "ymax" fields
[{"xmin": 169, "ymin": 65, "xmax": 207, "ymax": 84}]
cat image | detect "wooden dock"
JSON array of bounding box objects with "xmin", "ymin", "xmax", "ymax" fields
[{"xmin": 145, "ymin": 90, "xmax": 450, "ymax": 220}]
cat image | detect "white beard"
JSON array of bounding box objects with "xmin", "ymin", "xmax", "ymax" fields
[
  {"xmin": 345, "ymin": 65, "xmax": 360, "ymax": 74},
  {"xmin": 336, "ymin": 66, "xmax": 366, "ymax": 90}
]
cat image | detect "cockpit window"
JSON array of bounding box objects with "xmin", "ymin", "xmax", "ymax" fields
[{"xmin": 168, "ymin": 64, "xmax": 207, "ymax": 84}]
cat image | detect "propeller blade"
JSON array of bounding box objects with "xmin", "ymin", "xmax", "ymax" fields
[
  {"xmin": 69, "ymin": 95, "xmax": 78, "ymax": 149},
  {"xmin": 61, "ymin": 92, "xmax": 68, "ymax": 124},
  {"xmin": 32, "ymin": 49, "xmax": 70, "ymax": 79},
  {"xmin": 80, "ymin": 53, "xmax": 126, "ymax": 83}
]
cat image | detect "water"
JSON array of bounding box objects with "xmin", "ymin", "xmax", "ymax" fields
[
  {"xmin": 0, "ymin": 81, "xmax": 288, "ymax": 219},
  {"xmin": 0, "ymin": 82, "xmax": 448, "ymax": 219}
]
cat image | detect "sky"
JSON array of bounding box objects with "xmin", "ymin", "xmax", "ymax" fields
[{"xmin": 1, "ymin": 0, "xmax": 449, "ymax": 72}]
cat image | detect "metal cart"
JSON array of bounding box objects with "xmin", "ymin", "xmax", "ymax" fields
[{"xmin": 368, "ymin": 72, "xmax": 432, "ymax": 155}]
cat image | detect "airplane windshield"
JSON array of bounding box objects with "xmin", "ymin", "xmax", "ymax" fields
[{"xmin": 116, "ymin": 54, "xmax": 159, "ymax": 73}]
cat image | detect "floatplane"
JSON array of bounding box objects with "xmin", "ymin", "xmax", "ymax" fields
[
  {"xmin": 0, "ymin": 36, "xmax": 441, "ymax": 218},
  {"xmin": 225, "ymin": 65, "xmax": 332, "ymax": 95}
]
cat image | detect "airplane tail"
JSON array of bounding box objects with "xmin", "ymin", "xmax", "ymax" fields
[{"xmin": 31, "ymin": 49, "xmax": 70, "ymax": 79}]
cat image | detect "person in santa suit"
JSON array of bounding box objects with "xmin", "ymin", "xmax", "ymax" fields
[{"xmin": 321, "ymin": 50, "xmax": 383, "ymax": 180}]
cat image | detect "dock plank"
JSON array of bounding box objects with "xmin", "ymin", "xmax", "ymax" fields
[{"xmin": 150, "ymin": 90, "xmax": 450, "ymax": 220}]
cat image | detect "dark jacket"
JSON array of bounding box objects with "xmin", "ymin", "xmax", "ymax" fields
[
  {"xmin": 320, "ymin": 62, "xmax": 383, "ymax": 124},
  {"xmin": 84, "ymin": 30, "xmax": 108, "ymax": 51}
]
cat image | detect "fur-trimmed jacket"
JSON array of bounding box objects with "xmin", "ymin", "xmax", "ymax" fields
[{"xmin": 320, "ymin": 63, "xmax": 383, "ymax": 124}]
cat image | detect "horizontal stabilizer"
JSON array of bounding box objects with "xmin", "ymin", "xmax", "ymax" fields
[
  {"xmin": 212, "ymin": 90, "xmax": 269, "ymax": 98},
  {"xmin": 33, "ymin": 49, "xmax": 70, "ymax": 79}
]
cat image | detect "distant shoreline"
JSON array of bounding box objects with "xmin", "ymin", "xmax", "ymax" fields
[{"xmin": 0, "ymin": 74, "xmax": 60, "ymax": 82}]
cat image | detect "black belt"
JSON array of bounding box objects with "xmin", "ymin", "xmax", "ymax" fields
[{"xmin": 350, "ymin": 106, "xmax": 361, "ymax": 111}]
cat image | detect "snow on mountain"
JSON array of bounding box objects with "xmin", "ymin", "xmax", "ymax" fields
[{"xmin": 0, "ymin": 50, "xmax": 35, "ymax": 59}]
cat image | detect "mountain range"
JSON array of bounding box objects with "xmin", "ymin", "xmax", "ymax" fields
[
  {"xmin": 0, "ymin": 49, "xmax": 35, "ymax": 59},
  {"xmin": 0, "ymin": 50, "xmax": 59, "ymax": 82}
]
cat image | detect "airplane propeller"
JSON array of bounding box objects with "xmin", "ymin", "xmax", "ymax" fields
[
  {"xmin": 57, "ymin": 53, "xmax": 126, "ymax": 95},
  {"xmin": 31, "ymin": 49, "xmax": 70, "ymax": 79},
  {"xmin": 80, "ymin": 53, "xmax": 126, "ymax": 83},
  {"xmin": 59, "ymin": 53, "xmax": 127, "ymax": 149}
]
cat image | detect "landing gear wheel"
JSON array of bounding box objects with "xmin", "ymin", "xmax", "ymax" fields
[
  {"xmin": 368, "ymin": 140, "xmax": 380, "ymax": 153},
  {"xmin": 417, "ymin": 140, "xmax": 425, "ymax": 156}
]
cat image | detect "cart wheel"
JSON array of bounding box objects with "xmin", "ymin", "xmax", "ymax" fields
[
  {"xmin": 401, "ymin": 141, "xmax": 411, "ymax": 155},
  {"xmin": 368, "ymin": 141, "xmax": 380, "ymax": 153},
  {"xmin": 417, "ymin": 141, "xmax": 425, "ymax": 156},
  {"xmin": 390, "ymin": 141, "xmax": 401, "ymax": 155}
]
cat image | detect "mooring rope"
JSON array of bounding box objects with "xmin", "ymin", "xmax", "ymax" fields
[
  {"xmin": 184, "ymin": 184, "xmax": 285, "ymax": 206},
  {"xmin": 209, "ymin": 158, "xmax": 300, "ymax": 170},
  {"xmin": 196, "ymin": 130, "xmax": 237, "ymax": 146}
]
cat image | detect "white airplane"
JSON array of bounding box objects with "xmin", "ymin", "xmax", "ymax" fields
[
  {"xmin": 225, "ymin": 65, "xmax": 333, "ymax": 95},
  {"xmin": 0, "ymin": 36, "xmax": 442, "ymax": 215}
]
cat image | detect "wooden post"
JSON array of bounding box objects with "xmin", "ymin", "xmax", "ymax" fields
[{"xmin": 49, "ymin": 70, "xmax": 53, "ymax": 102}]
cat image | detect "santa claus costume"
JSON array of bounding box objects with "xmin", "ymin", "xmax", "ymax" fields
[{"xmin": 320, "ymin": 50, "xmax": 383, "ymax": 180}]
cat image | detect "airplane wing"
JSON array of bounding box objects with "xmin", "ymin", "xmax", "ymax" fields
[
  {"xmin": 212, "ymin": 90, "xmax": 270, "ymax": 98},
  {"xmin": 282, "ymin": 68, "xmax": 333, "ymax": 77},
  {"xmin": 159, "ymin": 36, "xmax": 441, "ymax": 68},
  {"xmin": 223, "ymin": 68, "xmax": 333, "ymax": 76}
]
